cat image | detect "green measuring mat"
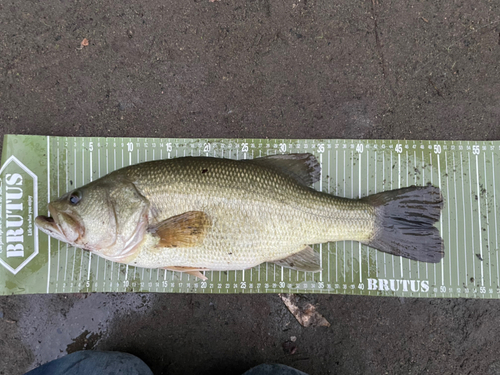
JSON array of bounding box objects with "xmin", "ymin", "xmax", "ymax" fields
[{"xmin": 0, "ymin": 135, "xmax": 498, "ymax": 298}]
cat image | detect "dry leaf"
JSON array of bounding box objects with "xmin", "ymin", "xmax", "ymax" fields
[
  {"xmin": 77, "ymin": 38, "xmax": 89, "ymax": 50},
  {"xmin": 279, "ymin": 293, "xmax": 330, "ymax": 328}
]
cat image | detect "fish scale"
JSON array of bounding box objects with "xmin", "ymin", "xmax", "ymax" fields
[{"xmin": 125, "ymin": 157, "xmax": 375, "ymax": 270}]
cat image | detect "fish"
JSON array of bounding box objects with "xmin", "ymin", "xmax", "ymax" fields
[{"xmin": 35, "ymin": 153, "xmax": 444, "ymax": 280}]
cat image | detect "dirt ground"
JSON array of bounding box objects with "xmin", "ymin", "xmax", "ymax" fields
[{"xmin": 1, "ymin": 0, "xmax": 500, "ymax": 374}]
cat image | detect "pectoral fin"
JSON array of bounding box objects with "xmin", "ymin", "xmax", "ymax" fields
[
  {"xmin": 272, "ymin": 246, "xmax": 321, "ymax": 272},
  {"xmin": 164, "ymin": 266, "xmax": 209, "ymax": 280},
  {"xmin": 149, "ymin": 211, "xmax": 211, "ymax": 248}
]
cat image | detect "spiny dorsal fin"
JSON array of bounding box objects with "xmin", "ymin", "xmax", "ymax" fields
[
  {"xmin": 149, "ymin": 211, "xmax": 211, "ymax": 248},
  {"xmin": 272, "ymin": 245, "xmax": 321, "ymax": 272},
  {"xmin": 164, "ymin": 266, "xmax": 209, "ymax": 280},
  {"xmin": 250, "ymin": 153, "xmax": 320, "ymax": 187}
]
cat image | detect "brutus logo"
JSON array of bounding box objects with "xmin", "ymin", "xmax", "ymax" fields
[
  {"xmin": 0, "ymin": 156, "xmax": 38, "ymax": 274},
  {"xmin": 367, "ymin": 278, "xmax": 429, "ymax": 293}
]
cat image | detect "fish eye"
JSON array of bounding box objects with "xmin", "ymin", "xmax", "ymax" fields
[{"xmin": 69, "ymin": 190, "xmax": 82, "ymax": 205}]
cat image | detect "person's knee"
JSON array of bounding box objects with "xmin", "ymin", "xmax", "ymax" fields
[{"xmin": 25, "ymin": 350, "xmax": 153, "ymax": 375}]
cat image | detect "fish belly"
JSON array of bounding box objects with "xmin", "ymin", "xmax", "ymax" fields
[{"xmin": 127, "ymin": 192, "xmax": 375, "ymax": 270}]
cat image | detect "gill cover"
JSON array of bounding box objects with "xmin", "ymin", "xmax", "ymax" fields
[
  {"xmin": 103, "ymin": 179, "xmax": 150, "ymax": 260},
  {"xmin": 37, "ymin": 174, "xmax": 150, "ymax": 260}
]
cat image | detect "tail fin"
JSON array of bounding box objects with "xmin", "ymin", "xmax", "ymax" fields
[{"xmin": 362, "ymin": 185, "xmax": 444, "ymax": 263}]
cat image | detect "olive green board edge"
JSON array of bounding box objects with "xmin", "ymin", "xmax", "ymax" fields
[{"xmin": 1, "ymin": 134, "xmax": 498, "ymax": 298}]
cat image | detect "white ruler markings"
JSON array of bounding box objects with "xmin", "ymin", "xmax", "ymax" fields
[
  {"xmin": 420, "ymin": 150, "xmax": 425, "ymax": 281},
  {"xmin": 63, "ymin": 144, "xmax": 69, "ymax": 291},
  {"xmin": 398, "ymin": 150, "xmax": 404, "ymax": 280},
  {"xmin": 382, "ymin": 150, "xmax": 387, "ymax": 278},
  {"xmin": 358, "ymin": 148, "xmax": 362, "ymax": 283},
  {"xmin": 87, "ymin": 139, "xmax": 93, "ymax": 283},
  {"xmin": 328, "ymin": 148, "xmax": 331, "ymax": 284},
  {"xmin": 71, "ymin": 142, "xmax": 77, "ymax": 289},
  {"xmin": 475, "ymin": 153, "xmax": 484, "ymax": 287},
  {"xmin": 56, "ymin": 143, "xmax": 60, "ymax": 289},
  {"xmin": 109, "ymin": 142, "xmax": 116, "ymax": 290},
  {"xmin": 95, "ymin": 144, "xmax": 100, "ymax": 287},
  {"xmin": 429, "ymin": 151, "xmax": 434, "ymax": 285},
  {"xmin": 405, "ymin": 149, "xmax": 410, "ymax": 280},
  {"xmin": 336, "ymin": 148, "xmax": 338, "ymax": 282},
  {"xmin": 78, "ymin": 146, "xmax": 84, "ymax": 284},
  {"xmin": 367, "ymin": 148, "xmax": 371, "ymax": 282},
  {"xmin": 343, "ymin": 149, "xmax": 346, "ymax": 285},
  {"xmin": 46, "ymin": 136, "xmax": 51, "ymax": 294},
  {"xmin": 445, "ymin": 151, "xmax": 452, "ymax": 286},
  {"xmin": 38, "ymin": 138, "xmax": 500, "ymax": 296},
  {"xmin": 375, "ymin": 150, "xmax": 378, "ymax": 278},
  {"xmin": 390, "ymin": 149, "xmax": 395, "ymax": 280},
  {"xmin": 351, "ymin": 149, "xmax": 354, "ymax": 285},
  {"xmin": 460, "ymin": 152, "xmax": 468, "ymax": 286},
  {"xmin": 143, "ymin": 144, "xmax": 148, "ymax": 289},
  {"xmin": 437, "ymin": 146, "xmax": 444, "ymax": 285},
  {"xmin": 452, "ymin": 152, "xmax": 459, "ymax": 285},
  {"xmin": 483, "ymin": 153, "xmax": 491, "ymax": 287},
  {"xmin": 493, "ymin": 152, "xmax": 500, "ymax": 286},
  {"xmin": 468, "ymin": 151, "xmax": 476, "ymax": 285},
  {"xmin": 319, "ymin": 152, "xmax": 323, "ymax": 282},
  {"xmin": 120, "ymin": 141, "xmax": 126, "ymax": 287}
]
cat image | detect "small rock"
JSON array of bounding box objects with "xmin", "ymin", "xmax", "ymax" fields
[{"xmin": 282, "ymin": 341, "xmax": 297, "ymax": 355}]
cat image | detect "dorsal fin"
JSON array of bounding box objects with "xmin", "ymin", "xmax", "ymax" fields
[{"xmin": 250, "ymin": 153, "xmax": 320, "ymax": 187}]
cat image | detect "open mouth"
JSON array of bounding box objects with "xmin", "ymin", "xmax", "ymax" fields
[
  {"xmin": 35, "ymin": 213, "xmax": 67, "ymax": 242},
  {"xmin": 35, "ymin": 214, "xmax": 61, "ymax": 234},
  {"xmin": 36, "ymin": 216, "xmax": 55, "ymax": 224},
  {"xmin": 35, "ymin": 209, "xmax": 83, "ymax": 245}
]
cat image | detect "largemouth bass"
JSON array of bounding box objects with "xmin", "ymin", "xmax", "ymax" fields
[{"xmin": 35, "ymin": 154, "xmax": 444, "ymax": 280}]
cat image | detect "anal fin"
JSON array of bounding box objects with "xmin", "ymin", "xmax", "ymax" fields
[
  {"xmin": 164, "ymin": 266, "xmax": 209, "ymax": 280},
  {"xmin": 272, "ymin": 246, "xmax": 321, "ymax": 272}
]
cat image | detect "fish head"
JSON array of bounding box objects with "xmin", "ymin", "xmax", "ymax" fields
[
  {"xmin": 35, "ymin": 182, "xmax": 118, "ymax": 251},
  {"xmin": 35, "ymin": 177, "xmax": 149, "ymax": 258}
]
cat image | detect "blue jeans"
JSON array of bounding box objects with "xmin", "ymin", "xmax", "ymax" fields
[
  {"xmin": 25, "ymin": 351, "xmax": 154, "ymax": 375},
  {"xmin": 25, "ymin": 351, "xmax": 308, "ymax": 375}
]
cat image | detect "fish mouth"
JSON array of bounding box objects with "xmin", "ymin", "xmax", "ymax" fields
[
  {"xmin": 35, "ymin": 214, "xmax": 67, "ymax": 242},
  {"xmin": 35, "ymin": 206, "xmax": 82, "ymax": 244},
  {"xmin": 35, "ymin": 215, "xmax": 56, "ymax": 225}
]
